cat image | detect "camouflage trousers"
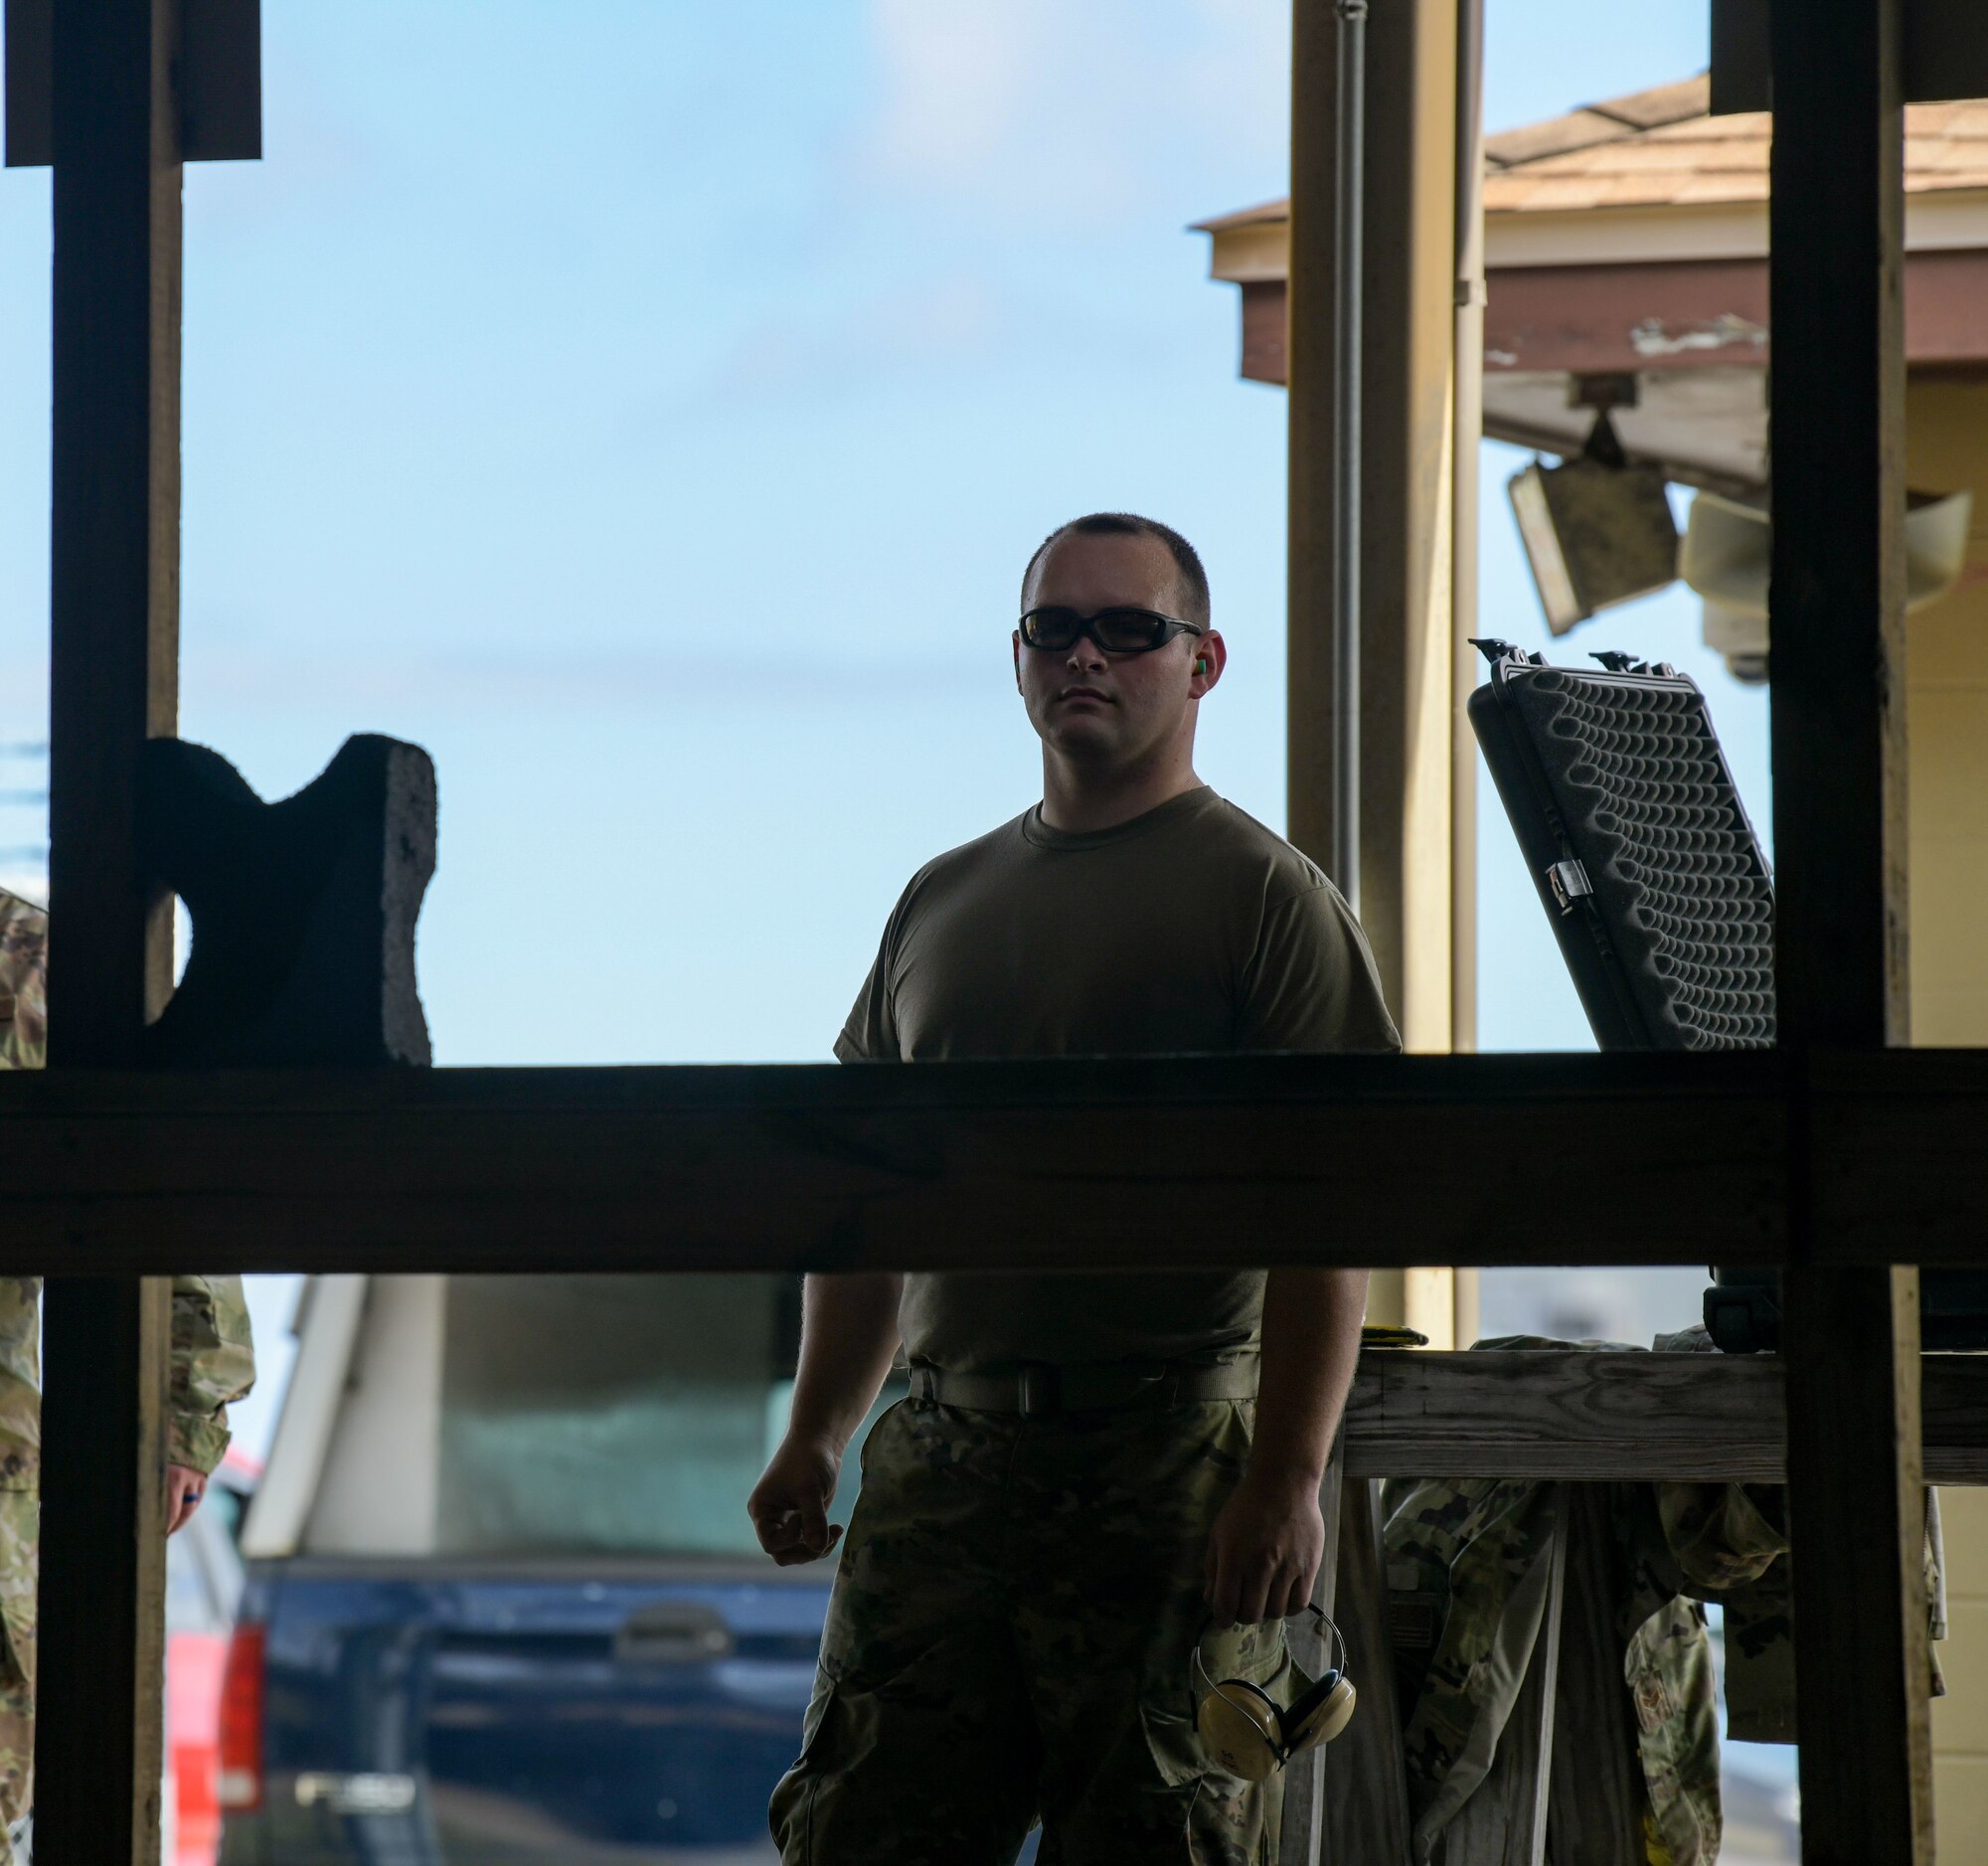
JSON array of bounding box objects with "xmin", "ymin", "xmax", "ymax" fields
[
  {"xmin": 769, "ymin": 1396, "xmax": 1288, "ymax": 1865},
  {"xmin": 0, "ymin": 1487, "xmax": 33, "ymax": 1835}
]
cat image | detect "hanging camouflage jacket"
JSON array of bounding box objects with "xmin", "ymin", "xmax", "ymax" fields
[
  {"xmin": 1381, "ymin": 1333, "xmax": 1944, "ymax": 1866},
  {"xmin": 1647, "ymin": 1327, "xmax": 1944, "ymax": 1748},
  {"xmin": 0, "ymin": 886, "xmax": 257, "ymax": 1826}
]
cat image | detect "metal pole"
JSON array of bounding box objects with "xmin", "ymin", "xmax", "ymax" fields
[{"xmin": 1332, "ymin": 0, "xmax": 1367, "ymax": 914}]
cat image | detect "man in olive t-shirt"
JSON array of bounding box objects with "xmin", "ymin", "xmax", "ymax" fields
[{"xmin": 750, "ymin": 513, "xmax": 1399, "ymax": 1864}]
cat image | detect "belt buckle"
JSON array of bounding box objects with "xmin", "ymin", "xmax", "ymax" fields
[{"xmin": 1019, "ymin": 1363, "xmax": 1061, "ymax": 1419}]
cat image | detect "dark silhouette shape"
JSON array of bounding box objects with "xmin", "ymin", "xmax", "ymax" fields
[{"xmin": 141, "ymin": 735, "xmax": 436, "ymax": 1066}]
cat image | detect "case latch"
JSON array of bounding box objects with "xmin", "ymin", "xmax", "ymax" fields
[{"xmin": 1548, "ymin": 859, "xmax": 1594, "ymax": 914}]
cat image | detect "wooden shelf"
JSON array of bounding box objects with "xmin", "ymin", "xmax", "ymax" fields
[{"xmin": 1346, "ymin": 1348, "xmax": 1988, "ymax": 1485}]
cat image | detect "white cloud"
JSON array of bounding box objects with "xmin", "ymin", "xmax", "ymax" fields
[
  {"xmin": 864, "ymin": 0, "xmax": 1058, "ymax": 181},
  {"xmin": 854, "ymin": 0, "xmax": 1290, "ymax": 227}
]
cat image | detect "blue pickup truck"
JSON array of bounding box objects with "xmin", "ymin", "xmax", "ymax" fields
[{"xmin": 216, "ymin": 1272, "xmax": 902, "ymax": 1864}]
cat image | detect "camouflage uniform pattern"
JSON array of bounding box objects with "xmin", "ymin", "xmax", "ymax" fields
[
  {"xmin": 1649, "ymin": 1327, "xmax": 1945, "ymax": 1744},
  {"xmin": 1384, "ymin": 1469, "xmax": 1731, "ymax": 1865},
  {"xmin": 1670, "ymin": 1478, "xmax": 1945, "ymax": 1745},
  {"xmin": 1383, "ymin": 1335, "xmax": 1946, "ymax": 1864},
  {"xmin": 0, "ymin": 888, "xmax": 257, "ymax": 1829},
  {"xmin": 770, "ymin": 1393, "xmax": 1288, "ymax": 1864}
]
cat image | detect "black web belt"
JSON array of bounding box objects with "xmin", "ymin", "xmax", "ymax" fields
[{"xmin": 908, "ymin": 1358, "xmax": 1259, "ymax": 1419}]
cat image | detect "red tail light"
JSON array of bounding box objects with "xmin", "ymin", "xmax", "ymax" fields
[{"xmin": 218, "ymin": 1622, "xmax": 265, "ymax": 1812}]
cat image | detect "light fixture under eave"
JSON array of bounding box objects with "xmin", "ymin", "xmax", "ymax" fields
[
  {"xmin": 1507, "ymin": 411, "xmax": 1681, "ymax": 637},
  {"xmin": 1681, "ymin": 486, "xmax": 1975, "ymax": 682}
]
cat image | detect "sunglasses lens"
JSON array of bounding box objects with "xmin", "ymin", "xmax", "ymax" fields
[
  {"xmin": 1092, "ymin": 610, "xmax": 1168, "ymax": 651},
  {"xmin": 1021, "ymin": 608, "xmax": 1181, "ymax": 651},
  {"xmin": 1023, "ymin": 609, "xmax": 1081, "ymax": 649}
]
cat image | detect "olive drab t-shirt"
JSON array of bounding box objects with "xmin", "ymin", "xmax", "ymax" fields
[{"xmin": 836, "ymin": 786, "xmax": 1401, "ymax": 1372}]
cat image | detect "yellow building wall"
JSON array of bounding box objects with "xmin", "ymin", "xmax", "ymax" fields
[
  {"xmin": 1907, "ymin": 374, "xmax": 1988, "ymax": 1049},
  {"xmin": 1905, "ymin": 372, "xmax": 1988, "ymax": 1847}
]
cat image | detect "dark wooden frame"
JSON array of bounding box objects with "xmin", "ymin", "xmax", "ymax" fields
[
  {"xmin": 15, "ymin": 0, "xmax": 1968, "ymax": 1860},
  {"xmin": 0, "ymin": 1050, "xmax": 1984, "ymax": 1272}
]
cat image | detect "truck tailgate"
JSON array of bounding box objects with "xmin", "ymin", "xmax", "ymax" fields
[{"xmin": 243, "ymin": 1562, "xmax": 824, "ymax": 1864}]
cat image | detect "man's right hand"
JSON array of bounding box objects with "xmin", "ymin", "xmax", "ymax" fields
[{"xmin": 748, "ymin": 1433, "xmax": 846, "ymax": 1566}]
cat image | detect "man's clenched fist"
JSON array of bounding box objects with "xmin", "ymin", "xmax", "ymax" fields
[{"xmin": 748, "ymin": 1434, "xmax": 846, "ymax": 1567}]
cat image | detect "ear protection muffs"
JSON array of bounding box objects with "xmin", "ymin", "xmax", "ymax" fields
[{"xmin": 1191, "ymin": 1605, "xmax": 1356, "ymax": 1781}]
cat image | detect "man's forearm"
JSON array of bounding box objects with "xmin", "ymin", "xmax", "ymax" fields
[
  {"xmin": 1247, "ymin": 1268, "xmax": 1368, "ymax": 1487},
  {"xmin": 785, "ymin": 1272, "xmax": 905, "ymax": 1451}
]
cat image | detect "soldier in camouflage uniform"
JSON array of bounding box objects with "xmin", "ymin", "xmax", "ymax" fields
[
  {"xmin": 0, "ymin": 888, "xmax": 257, "ymax": 1847},
  {"xmin": 748, "ymin": 516, "xmax": 1399, "ymax": 1862},
  {"xmin": 769, "ymin": 1393, "xmax": 1292, "ymax": 1862}
]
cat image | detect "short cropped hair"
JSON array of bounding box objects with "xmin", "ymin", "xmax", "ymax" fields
[{"xmin": 1021, "ymin": 513, "xmax": 1211, "ymax": 627}]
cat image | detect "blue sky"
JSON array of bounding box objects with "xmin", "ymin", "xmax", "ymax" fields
[{"xmin": 0, "ymin": 1, "xmax": 1753, "ymax": 1447}]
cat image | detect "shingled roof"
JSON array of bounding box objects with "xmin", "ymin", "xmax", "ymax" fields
[{"xmin": 1194, "ymin": 75, "xmax": 1988, "ymax": 232}]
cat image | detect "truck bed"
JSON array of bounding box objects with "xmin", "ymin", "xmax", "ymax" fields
[{"xmin": 221, "ymin": 1556, "xmax": 828, "ymax": 1865}]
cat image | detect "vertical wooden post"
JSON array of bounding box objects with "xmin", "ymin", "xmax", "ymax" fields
[
  {"xmin": 1318, "ymin": 1480, "xmax": 1414, "ymax": 1864},
  {"xmin": 1769, "ymin": 0, "xmax": 1929, "ymax": 1858},
  {"xmin": 1291, "ymin": 0, "xmax": 1470, "ymax": 1363},
  {"xmin": 1288, "ymin": 0, "xmax": 1348, "ymax": 900},
  {"xmin": 1544, "ymin": 1486, "xmax": 1642, "ymax": 1866},
  {"xmin": 38, "ymin": 0, "xmax": 182, "ymax": 1859},
  {"xmin": 1290, "ymin": 0, "xmax": 1457, "ymax": 1049}
]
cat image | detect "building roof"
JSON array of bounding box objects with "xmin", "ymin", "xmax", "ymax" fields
[{"xmin": 1193, "ymin": 76, "xmax": 1988, "ymax": 231}]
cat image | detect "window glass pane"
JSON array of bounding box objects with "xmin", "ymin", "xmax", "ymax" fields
[{"xmin": 437, "ymin": 1274, "xmax": 788, "ymax": 1557}]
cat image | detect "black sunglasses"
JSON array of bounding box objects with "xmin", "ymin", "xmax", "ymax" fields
[{"xmin": 1018, "ymin": 606, "xmax": 1205, "ymax": 655}]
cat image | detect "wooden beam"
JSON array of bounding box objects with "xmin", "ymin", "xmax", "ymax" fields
[
  {"xmin": 35, "ymin": 1281, "xmax": 170, "ymax": 1866},
  {"xmin": 5, "ymin": 1050, "xmax": 1988, "ymax": 1269},
  {"xmin": 0, "ymin": 1052, "xmax": 1789, "ymax": 1273},
  {"xmin": 1714, "ymin": 0, "xmax": 1988, "ymax": 109},
  {"xmin": 1344, "ymin": 1349, "xmax": 1988, "ymax": 1485},
  {"xmin": 1544, "ymin": 1485, "xmax": 1644, "ymax": 1866},
  {"xmin": 48, "ymin": 7, "xmax": 181, "ymax": 1050},
  {"xmin": 2, "ymin": 0, "xmax": 54, "ymax": 168},
  {"xmin": 40, "ymin": 0, "xmax": 184, "ymax": 1859},
  {"xmin": 1287, "ymin": 0, "xmax": 1348, "ymax": 889},
  {"xmin": 1318, "ymin": 1477, "xmax": 1414, "ymax": 1863},
  {"xmin": 7, "ymin": 0, "xmax": 262, "ymax": 166},
  {"xmin": 1808, "ymin": 1047, "xmax": 1988, "ymax": 1264},
  {"xmin": 1785, "ymin": 1269, "xmax": 1932, "ymax": 1860},
  {"xmin": 1769, "ymin": 2, "xmax": 1908, "ymax": 1055},
  {"xmin": 1769, "ymin": 0, "xmax": 1930, "ymax": 1855}
]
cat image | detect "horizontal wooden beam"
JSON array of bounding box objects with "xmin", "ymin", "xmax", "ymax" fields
[
  {"xmin": 1808, "ymin": 1048, "xmax": 1988, "ymax": 1265},
  {"xmin": 0, "ymin": 1052, "xmax": 1792, "ymax": 1273},
  {"xmin": 0, "ymin": 1048, "xmax": 1980, "ymax": 1275},
  {"xmin": 1346, "ymin": 1348, "xmax": 1988, "ymax": 1483}
]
